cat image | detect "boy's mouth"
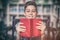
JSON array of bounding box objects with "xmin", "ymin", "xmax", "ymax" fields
[
  {"xmin": 26, "ymin": 15, "xmax": 36, "ymax": 19},
  {"xmin": 28, "ymin": 15, "xmax": 34, "ymax": 17}
]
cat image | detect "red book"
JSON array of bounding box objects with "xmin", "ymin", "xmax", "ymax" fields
[{"xmin": 19, "ymin": 18, "xmax": 42, "ymax": 37}]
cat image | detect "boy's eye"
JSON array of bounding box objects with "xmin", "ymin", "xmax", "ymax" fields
[
  {"xmin": 26, "ymin": 11, "xmax": 30, "ymax": 12},
  {"xmin": 32, "ymin": 10, "xmax": 36, "ymax": 12},
  {"xmin": 25, "ymin": 10, "xmax": 30, "ymax": 12}
]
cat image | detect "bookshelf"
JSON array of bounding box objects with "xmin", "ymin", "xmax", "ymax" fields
[{"xmin": 6, "ymin": 1, "xmax": 59, "ymax": 40}]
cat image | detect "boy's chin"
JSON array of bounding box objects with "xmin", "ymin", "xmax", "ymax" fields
[{"xmin": 26, "ymin": 17, "xmax": 36, "ymax": 19}]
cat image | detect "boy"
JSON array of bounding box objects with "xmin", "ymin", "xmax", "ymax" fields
[{"xmin": 16, "ymin": 1, "xmax": 46, "ymax": 40}]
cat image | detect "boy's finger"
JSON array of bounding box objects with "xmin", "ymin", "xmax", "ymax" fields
[
  {"xmin": 16, "ymin": 28, "xmax": 26, "ymax": 32},
  {"xmin": 36, "ymin": 26, "xmax": 41, "ymax": 29},
  {"xmin": 19, "ymin": 22, "xmax": 24, "ymax": 24},
  {"xmin": 38, "ymin": 21, "xmax": 41, "ymax": 23},
  {"xmin": 36, "ymin": 23, "xmax": 41, "ymax": 25},
  {"xmin": 20, "ymin": 29, "xmax": 26, "ymax": 32},
  {"xmin": 20, "ymin": 26, "xmax": 26, "ymax": 29}
]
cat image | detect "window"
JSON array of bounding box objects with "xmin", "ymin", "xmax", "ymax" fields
[
  {"xmin": 43, "ymin": 5, "xmax": 51, "ymax": 13},
  {"xmin": 9, "ymin": 4, "xmax": 17, "ymax": 12},
  {"xmin": 19, "ymin": 6, "xmax": 24, "ymax": 13},
  {"xmin": 38, "ymin": 6, "xmax": 42, "ymax": 12}
]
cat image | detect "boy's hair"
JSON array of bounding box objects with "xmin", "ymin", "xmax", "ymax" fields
[{"xmin": 24, "ymin": 1, "xmax": 37, "ymax": 12}]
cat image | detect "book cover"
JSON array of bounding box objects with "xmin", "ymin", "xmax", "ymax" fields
[{"xmin": 19, "ymin": 18, "xmax": 42, "ymax": 37}]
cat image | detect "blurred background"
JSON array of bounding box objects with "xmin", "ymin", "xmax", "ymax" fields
[{"xmin": 0, "ymin": 0, "xmax": 60, "ymax": 40}]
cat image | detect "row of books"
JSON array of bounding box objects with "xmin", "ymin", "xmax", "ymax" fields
[
  {"xmin": 9, "ymin": 0, "xmax": 52, "ymax": 4},
  {"xmin": 9, "ymin": 5, "xmax": 51, "ymax": 15}
]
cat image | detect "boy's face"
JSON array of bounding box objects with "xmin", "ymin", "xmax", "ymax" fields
[{"xmin": 24, "ymin": 5, "xmax": 37, "ymax": 19}]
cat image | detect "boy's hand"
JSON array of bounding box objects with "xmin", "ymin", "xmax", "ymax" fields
[
  {"xmin": 36, "ymin": 21, "xmax": 46, "ymax": 31},
  {"xmin": 15, "ymin": 22, "xmax": 26, "ymax": 33}
]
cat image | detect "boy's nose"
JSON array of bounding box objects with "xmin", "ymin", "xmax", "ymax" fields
[
  {"xmin": 29, "ymin": 14, "xmax": 33, "ymax": 15},
  {"xmin": 29, "ymin": 12, "xmax": 33, "ymax": 15}
]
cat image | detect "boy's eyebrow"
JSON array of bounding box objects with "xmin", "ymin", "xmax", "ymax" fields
[
  {"xmin": 32, "ymin": 9, "xmax": 36, "ymax": 11},
  {"xmin": 25, "ymin": 8, "xmax": 30, "ymax": 10},
  {"xmin": 26, "ymin": 9, "xmax": 36, "ymax": 10}
]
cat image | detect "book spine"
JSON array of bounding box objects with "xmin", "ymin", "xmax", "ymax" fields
[{"xmin": 30, "ymin": 19, "xmax": 33, "ymax": 37}]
